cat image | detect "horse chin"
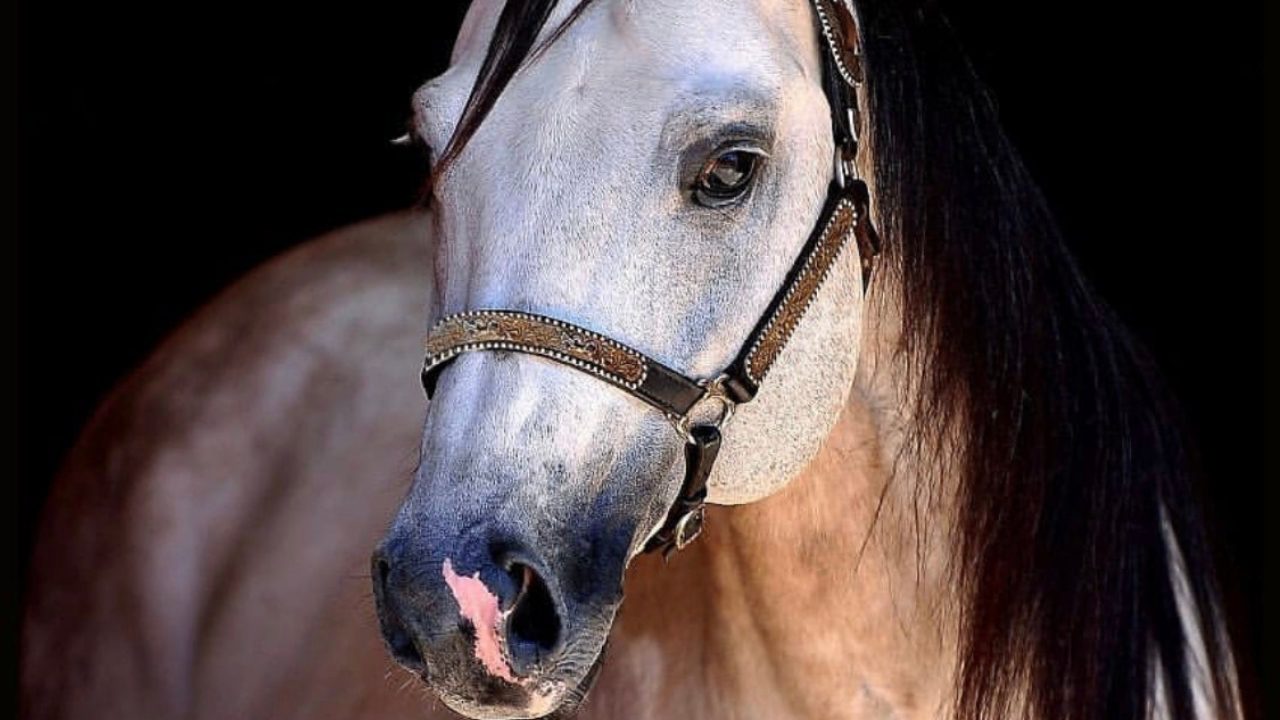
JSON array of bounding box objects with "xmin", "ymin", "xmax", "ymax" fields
[
  {"xmin": 437, "ymin": 688, "xmax": 564, "ymax": 720},
  {"xmin": 428, "ymin": 638, "xmax": 610, "ymax": 720}
]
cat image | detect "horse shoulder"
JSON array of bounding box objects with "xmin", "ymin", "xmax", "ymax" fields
[{"xmin": 22, "ymin": 209, "xmax": 446, "ymax": 720}]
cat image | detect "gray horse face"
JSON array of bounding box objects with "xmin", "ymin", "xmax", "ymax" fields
[{"xmin": 373, "ymin": 0, "xmax": 869, "ymax": 716}]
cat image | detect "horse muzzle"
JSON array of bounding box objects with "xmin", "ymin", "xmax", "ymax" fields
[{"xmin": 371, "ymin": 516, "xmax": 623, "ymax": 719}]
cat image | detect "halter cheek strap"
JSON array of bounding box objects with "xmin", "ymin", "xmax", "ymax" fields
[{"xmin": 419, "ymin": 0, "xmax": 879, "ymax": 558}]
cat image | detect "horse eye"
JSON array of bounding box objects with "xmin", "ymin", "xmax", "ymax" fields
[{"xmin": 693, "ymin": 149, "xmax": 763, "ymax": 207}]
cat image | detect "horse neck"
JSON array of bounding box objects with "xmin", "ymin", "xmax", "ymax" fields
[{"xmin": 604, "ymin": 292, "xmax": 961, "ymax": 720}]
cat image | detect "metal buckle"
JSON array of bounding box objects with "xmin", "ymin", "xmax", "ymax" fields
[
  {"xmin": 672, "ymin": 505, "xmax": 706, "ymax": 552},
  {"xmin": 670, "ymin": 374, "xmax": 736, "ymax": 443},
  {"xmin": 834, "ymin": 147, "xmax": 858, "ymax": 191},
  {"xmin": 834, "ymin": 109, "xmax": 859, "ymax": 189}
]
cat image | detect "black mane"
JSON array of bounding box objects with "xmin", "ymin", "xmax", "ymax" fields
[
  {"xmin": 858, "ymin": 5, "xmax": 1240, "ymax": 717},
  {"xmin": 433, "ymin": 1, "xmax": 1242, "ymax": 718}
]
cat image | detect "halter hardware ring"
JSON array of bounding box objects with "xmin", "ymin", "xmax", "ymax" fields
[
  {"xmin": 834, "ymin": 146, "xmax": 856, "ymax": 189},
  {"xmin": 671, "ymin": 505, "xmax": 707, "ymax": 551},
  {"xmin": 670, "ymin": 374, "xmax": 736, "ymax": 443},
  {"xmin": 834, "ymin": 114, "xmax": 859, "ymax": 188}
]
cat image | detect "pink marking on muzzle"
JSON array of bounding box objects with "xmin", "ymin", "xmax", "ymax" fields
[{"xmin": 442, "ymin": 558, "xmax": 517, "ymax": 683}]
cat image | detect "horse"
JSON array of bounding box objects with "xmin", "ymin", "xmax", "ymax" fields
[{"xmin": 21, "ymin": 0, "xmax": 1244, "ymax": 719}]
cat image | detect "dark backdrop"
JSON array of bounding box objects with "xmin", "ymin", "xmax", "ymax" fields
[{"xmin": 13, "ymin": 0, "xmax": 1268, "ymax": 712}]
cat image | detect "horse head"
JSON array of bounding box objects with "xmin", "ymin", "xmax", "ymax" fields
[{"xmin": 371, "ymin": 0, "xmax": 873, "ymax": 716}]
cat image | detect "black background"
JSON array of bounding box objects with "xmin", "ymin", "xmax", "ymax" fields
[{"xmin": 11, "ymin": 0, "xmax": 1271, "ymax": 713}]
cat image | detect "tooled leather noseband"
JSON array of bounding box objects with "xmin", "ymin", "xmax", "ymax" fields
[{"xmin": 421, "ymin": 0, "xmax": 880, "ymax": 558}]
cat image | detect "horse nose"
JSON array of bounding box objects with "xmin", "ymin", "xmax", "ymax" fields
[{"xmin": 371, "ymin": 541, "xmax": 565, "ymax": 680}]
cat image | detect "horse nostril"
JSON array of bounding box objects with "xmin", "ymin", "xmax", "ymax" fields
[
  {"xmin": 372, "ymin": 551, "xmax": 426, "ymax": 672},
  {"xmin": 505, "ymin": 563, "xmax": 562, "ymax": 670},
  {"xmin": 377, "ymin": 556, "xmax": 392, "ymax": 588}
]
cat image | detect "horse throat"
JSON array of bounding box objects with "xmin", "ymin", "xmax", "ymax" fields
[{"xmin": 590, "ymin": 332, "xmax": 961, "ymax": 719}]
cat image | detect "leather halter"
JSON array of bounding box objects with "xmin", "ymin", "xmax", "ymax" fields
[{"xmin": 420, "ymin": 0, "xmax": 880, "ymax": 558}]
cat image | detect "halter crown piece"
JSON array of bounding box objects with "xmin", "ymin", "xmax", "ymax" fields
[{"xmin": 420, "ymin": 0, "xmax": 881, "ymax": 558}]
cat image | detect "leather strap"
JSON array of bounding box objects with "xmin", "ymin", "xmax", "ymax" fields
[
  {"xmin": 642, "ymin": 425, "xmax": 720, "ymax": 558},
  {"xmin": 721, "ymin": 179, "xmax": 874, "ymax": 403},
  {"xmin": 421, "ymin": 310, "xmax": 705, "ymax": 420}
]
